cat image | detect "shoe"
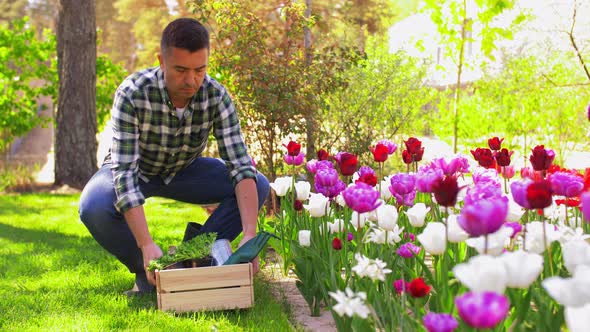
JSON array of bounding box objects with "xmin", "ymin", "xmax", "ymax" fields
[
  {"xmin": 123, "ymin": 272, "xmax": 155, "ymax": 297},
  {"xmin": 123, "ymin": 283, "xmax": 154, "ymax": 297}
]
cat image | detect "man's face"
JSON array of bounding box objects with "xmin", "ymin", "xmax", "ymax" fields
[{"xmin": 158, "ymin": 47, "xmax": 208, "ymax": 106}]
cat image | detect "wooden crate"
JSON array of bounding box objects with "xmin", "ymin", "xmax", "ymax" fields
[{"xmin": 155, "ymin": 263, "xmax": 254, "ymax": 312}]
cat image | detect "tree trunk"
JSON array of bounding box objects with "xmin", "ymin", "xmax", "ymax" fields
[
  {"xmin": 55, "ymin": 0, "xmax": 97, "ymax": 189},
  {"xmin": 303, "ymin": 0, "xmax": 316, "ymax": 183},
  {"xmin": 452, "ymin": 0, "xmax": 468, "ymax": 154}
]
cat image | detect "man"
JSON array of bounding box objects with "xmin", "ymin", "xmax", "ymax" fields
[{"xmin": 79, "ymin": 18, "xmax": 269, "ymax": 295}]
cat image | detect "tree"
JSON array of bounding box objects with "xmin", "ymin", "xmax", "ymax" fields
[
  {"xmin": 95, "ymin": 0, "xmax": 136, "ymax": 71},
  {"xmin": 55, "ymin": 0, "xmax": 97, "ymax": 188},
  {"xmin": 0, "ymin": 0, "xmax": 27, "ymax": 25},
  {"xmin": 0, "ymin": 18, "xmax": 57, "ymax": 160}
]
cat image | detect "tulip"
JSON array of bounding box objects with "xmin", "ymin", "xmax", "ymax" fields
[
  {"xmin": 356, "ymin": 173, "xmax": 378, "ymax": 187},
  {"xmin": 332, "ymin": 237, "xmax": 342, "ymax": 250},
  {"xmin": 506, "ymin": 197, "xmax": 525, "ymax": 222},
  {"xmin": 294, "ymin": 181, "xmax": 311, "ymax": 201},
  {"xmin": 565, "ymin": 303, "xmax": 590, "ymax": 332},
  {"xmin": 472, "ymin": 166, "xmax": 501, "ymax": 186},
  {"xmin": 283, "ymin": 140, "xmax": 301, "ymax": 156},
  {"xmin": 494, "ymin": 148, "xmax": 513, "ymax": 167},
  {"xmin": 284, "ymin": 151, "xmax": 305, "ymax": 165},
  {"xmin": 394, "ymin": 279, "xmax": 409, "ymax": 294},
  {"xmin": 342, "ymin": 182, "xmax": 382, "ymax": 213},
  {"xmin": 582, "ymin": 192, "xmax": 590, "ymax": 222},
  {"xmin": 463, "ymin": 182, "xmax": 503, "ymax": 206},
  {"xmin": 389, "ymin": 172, "xmax": 416, "ymax": 195},
  {"xmin": 549, "ymin": 171, "xmax": 584, "ymax": 197},
  {"xmin": 423, "ymin": 312, "xmax": 459, "ymax": 332},
  {"xmin": 405, "ymin": 203, "xmax": 430, "ymax": 227},
  {"xmin": 471, "ymin": 147, "xmax": 496, "ymax": 168},
  {"xmin": 293, "ymin": 200, "xmax": 303, "ymax": 211},
  {"xmin": 329, "ymin": 288, "xmax": 370, "ymax": 319},
  {"xmin": 317, "ymin": 148, "xmax": 330, "ymax": 161},
  {"xmin": 402, "ymin": 150, "xmax": 413, "ymax": 164},
  {"xmin": 269, "ymin": 176, "xmax": 293, "ymax": 197},
  {"xmin": 377, "ymin": 139, "xmax": 397, "ymax": 154},
  {"xmin": 587, "ymin": 103, "xmax": 590, "ymax": 122},
  {"xmin": 432, "ymin": 175, "xmax": 460, "ymax": 207},
  {"xmin": 370, "ymin": 143, "xmax": 389, "ymax": 162},
  {"xmin": 417, "ymin": 222, "xmax": 447, "ymax": 255},
  {"xmin": 404, "ymin": 137, "xmax": 423, "ymax": 155},
  {"xmin": 465, "ymin": 226, "xmax": 513, "ymax": 256},
  {"xmin": 365, "ymin": 226, "xmax": 404, "ymax": 244},
  {"xmin": 431, "ymin": 155, "xmax": 470, "ymax": 176},
  {"xmin": 453, "ymin": 255, "xmax": 508, "ymax": 293},
  {"xmin": 298, "ymin": 230, "xmax": 311, "ymax": 247},
  {"xmin": 500, "ymin": 250, "xmax": 543, "ymax": 288},
  {"xmin": 529, "ymin": 145, "xmax": 555, "ymax": 171},
  {"xmin": 458, "ymin": 196, "xmax": 508, "ymax": 237},
  {"xmin": 315, "ymin": 168, "xmax": 346, "ymax": 199},
  {"xmin": 542, "ymin": 265, "xmax": 590, "ymax": 307},
  {"xmin": 510, "ymin": 179, "xmax": 532, "ymax": 209},
  {"xmin": 347, "ymin": 232, "xmax": 354, "ymax": 241},
  {"xmin": 409, "ymin": 277, "xmax": 431, "ymax": 298},
  {"xmin": 455, "ymin": 291, "xmax": 509, "ymax": 329},
  {"xmin": 488, "ymin": 137, "xmax": 504, "ymax": 151},
  {"xmin": 526, "ymin": 180, "xmax": 553, "ymax": 209},
  {"xmin": 303, "ymin": 193, "xmax": 331, "ymax": 217},
  {"xmin": 350, "ymin": 211, "xmax": 370, "ymax": 229},
  {"xmin": 334, "ymin": 151, "xmax": 358, "ymax": 176},
  {"xmin": 375, "ymin": 204, "xmax": 399, "ymax": 231},
  {"xmin": 561, "ymin": 239, "xmax": 590, "ymax": 274},
  {"xmin": 447, "ymin": 214, "xmax": 469, "ymax": 243},
  {"xmin": 501, "ymin": 165, "xmax": 516, "ymax": 179},
  {"xmin": 416, "ymin": 164, "xmax": 444, "ymax": 193},
  {"xmin": 504, "ymin": 222, "xmax": 522, "ymax": 238},
  {"xmin": 352, "ymin": 253, "xmax": 392, "ymax": 281},
  {"xmin": 522, "ymin": 221, "xmax": 561, "ymax": 254},
  {"xmin": 397, "ymin": 242, "xmax": 421, "ymax": 258}
]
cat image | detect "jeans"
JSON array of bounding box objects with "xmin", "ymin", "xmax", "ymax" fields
[{"xmin": 78, "ymin": 157, "xmax": 270, "ymax": 275}]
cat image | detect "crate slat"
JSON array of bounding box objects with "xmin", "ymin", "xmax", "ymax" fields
[
  {"xmin": 157, "ymin": 263, "xmax": 252, "ymax": 293},
  {"xmin": 159, "ymin": 286, "xmax": 253, "ymax": 312}
]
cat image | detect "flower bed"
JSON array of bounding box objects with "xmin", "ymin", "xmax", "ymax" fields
[{"xmin": 268, "ymin": 136, "xmax": 590, "ymax": 331}]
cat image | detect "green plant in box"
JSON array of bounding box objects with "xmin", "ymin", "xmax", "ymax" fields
[{"xmin": 147, "ymin": 232, "xmax": 217, "ymax": 271}]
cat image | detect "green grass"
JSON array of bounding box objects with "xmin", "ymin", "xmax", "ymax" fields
[{"xmin": 0, "ymin": 193, "xmax": 296, "ymax": 331}]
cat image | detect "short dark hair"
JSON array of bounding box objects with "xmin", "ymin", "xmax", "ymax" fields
[{"xmin": 160, "ymin": 18, "xmax": 209, "ymax": 54}]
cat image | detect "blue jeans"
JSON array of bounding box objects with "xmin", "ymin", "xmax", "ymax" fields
[{"xmin": 78, "ymin": 157, "xmax": 270, "ymax": 274}]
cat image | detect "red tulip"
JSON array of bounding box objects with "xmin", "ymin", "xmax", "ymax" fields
[
  {"xmin": 409, "ymin": 277, "xmax": 431, "ymax": 298},
  {"xmin": 526, "ymin": 180, "xmax": 553, "ymax": 209},
  {"xmin": 402, "ymin": 150, "xmax": 413, "ymax": 164},
  {"xmin": 432, "ymin": 175, "xmax": 460, "ymax": 207},
  {"xmin": 294, "ymin": 199, "xmax": 303, "ymax": 211},
  {"xmin": 356, "ymin": 173, "xmax": 378, "ymax": 187},
  {"xmin": 332, "ymin": 237, "xmax": 342, "ymax": 250},
  {"xmin": 334, "ymin": 152, "xmax": 358, "ymax": 176},
  {"xmin": 529, "ymin": 145, "xmax": 555, "ymax": 171},
  {"xmin": 284, "ymin": 141, "xmax": 301, "ymax": 157},
  {"xmin": 413, "ymin": 147, "xmax": 425, "ymax": 162},
  {"xmin": 404, "ymin": 137, "xmax": 423, "ymax": 155},
  {"xmin": 370, "ymin": 143, "xmax": 389, "ymax": 163},
  {"xmin": 488, "ymin": 137, "xmax": 504, "ymax": 151},
  {"xmin": 317, "ymin": 149, "xmax": 330, "ymax": 161},
  {"xmin": 471, "ymin": 148, "xmax": 495, "ymax": 169},
  {"xmin": 494, "ymin": 148, "xmax": 513, "ymax": 167}
]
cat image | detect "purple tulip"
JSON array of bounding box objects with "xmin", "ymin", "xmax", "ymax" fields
[
  {"xmin": 314, "ymin": 168, "xmax": 345, "ymax": 198},
  {"xmin": 510, "ymin": 179, "xmax": 532, "ymax": 209},
  {"xmin": 463, "ymin": 182, "xmax": 503, "ymax": 206},
  {"xmin": 397, "ymin": 242, "xmax": 421, "ymax": 258},
  {"xmin": 377, "ymin": 139, "xmax": 397, "ymax": 154},
  {"xmin": 392, "ymin": 190, "xmax": 416, "ymax": 207},
  {"xmin": 431, "ymin": 156, "xmax": 470, "ymax": 176},
  {"xmin": 394, "ymin": 279, "xmax": 409, "ymax": 294},
  {"xmin": 347, "ymin": 232, "xmax": 354, "ymax": 241},
  {"xmin": 284, "ymin": 151, "xmax": 305, "ymax": 165},
  {"xmin": 389, "ymin": 172, "xmax": 416, "ymax": 196},
  {"xmin": 472, "ymin": 167, "xmax": 501, "ymax": 187},
  {"xmin": 455, "ymin": 291, "xmax": 509, "ymax": 329},
  {"xmin": 582, "ymin": 192, "xmax": 590, "ymax": 223},
  {"xmin": 423, "ymin": 312, "xmax": 459, "ymax": 332},
  {"xmin": 504, "ymin": 222, "xmax": 523, "ymax": 238},
  {"xmin": 342, "ymin": 182, "xmax": 382, "ymax": 213},
  {"xmin": 458, "ymin": 196, "xmax": 508, "ymax": 237},
  {"xmin": 416, "ymin": 164, "xmax": 444, "ymax": 193},
  {"xmin": 548, "ymin": 171, "xmax": 584, "ymax": 197},
  {"xmin": 358, "ymin": 166, "xmax": 376, "ymax": 177}
]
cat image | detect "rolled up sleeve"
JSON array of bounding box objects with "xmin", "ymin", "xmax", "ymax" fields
[
  {"xmin": 214, "ymin": 92, "xmax": 257, "ymax": 186},
  {"xmin": 110, "ymin": 89, "xmax": 145, "ymax": 213}
]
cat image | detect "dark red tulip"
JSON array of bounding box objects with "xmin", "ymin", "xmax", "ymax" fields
[
  {"xmin": 529, "ymin": 145, "xmax": 555, "ymax": 171},
  {"xmin": 294, "ymin": 200, "xmax": 303, "ymax": 211},
  {"xmin": 488, "ymin": 137, "xmax": 504, "ymax": 151},
  {"xmin": 471, "ymin": 148, "xmax": 495, "ymax": 168},
  {"xmin": 370, "ymin": 143, "xmax": 389, "ymax": 163},
  {"xmin": 413, "ymin": 147, "xmax": 425, "ymax": 162},
  {"xmin": 526, "ymin": 180, "xmax": 553, "ymax": 209},
  {"xmin": 402, "ymin": 150, "xmax": 413, "ymax": 164},
  {"xmin": 432, "ymin": 175, "xmax": 460, "ymax": 207},
  {"xmin": 334, "ymin": 152, "xmax": 358, "ymax": 176},
  {"xmin": 284, "ymin": 141, "xmax": 301, "ymax": 156},
  {"xmin": 356, "ymin": 173, "xmax": 378, "ymax": 187},
  {"xmin": 495, "ymin": 148, "xmax": 513, "ymax": 167},
  {"xmin": 404, "ymin": 137, "xmax": 423, "ymax": 155},
  {"xmin": 409, "ymin": 277, "xmax": 431, "ymax": 298},
  {"xmin": 332, "ymin": 237, "xmax": 342, "ymax": 250},
  {"xmin": 317, "ymin": 149, "xmax": 330, "ymax": 161}
]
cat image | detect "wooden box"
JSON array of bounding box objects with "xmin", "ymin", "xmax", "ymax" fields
[{"xmin": 155, "ymin": 263, "xmax": 254, "ymax": 312}]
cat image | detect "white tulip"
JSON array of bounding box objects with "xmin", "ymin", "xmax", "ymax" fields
[
  {"xmin": 499, "ymin": 250, "xmax": 543, "ymax": 288},
  {"xmin": 558, "ymin": 226, "xmax": 590, "ymax": 244},
  {"xmin": 269, "ymin": 176, "xmax": 293, "ymax": 197},
  {"xmin": 405, "ymin": 203, "xmax": 430, "ymax": 227},
  {"xmin": 565, "ymin": 303, "xmax": 590, "ymax": 332},
  {"xmin": 506, "ymin": 196, "xmax": 525, "ymax": 222},
  {"xmin": 562, "ymin": 240, "xmax": 590, "ymax": 274},
  {"xmin": 466, "ymin": 226, "xmax": 513, "ymax": 256},
  {"xmin": 303, "ymin": 193, "xmax": 331, "ymax": 217},
  {"xmin": 326, "ymin": 218, "xmax": 345, "ymax": 234},
  {"xmin": 365, "ymin": 226, "xmax": 404, "ymax": 244},
  {"xmin": 294, "ymin": 181, "xmax": 311, "ymax": 201},
  {"xmin": 375, "ymin": 204, "xmax": 399, "ymax": 231},
  {"xmin": 523, "ymin": 221, "xmax": 561, "ymax": 254},
  {"xmin": 543, "ymin": 265, "xmax": 590, "ymax": 307},
  {"xmin": 452, "ymin": 255, "xmax": 507, "ymax": 294},
  {"xmin": 298, "ymin": 230, "xmax": 311, "ymax": 247},
  {"xmin": 417, "ymin": 222, "xmax": 446, "ymax": 255},
  {"xmin": 350, "ymin": 211, "xmax": 370, "ymax": 229},
  {"xmin": 446, "ymin": 214, "xmax": 469, "ymax": 243},
  {"xmin": 380, "ymin": 176, "xmax": 393, "ymax": 201},
  {"xmin": 335, "ymin": 193, "xmax": 347, "ymax": 207}
]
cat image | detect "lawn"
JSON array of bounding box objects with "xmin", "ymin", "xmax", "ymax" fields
[{"xmin": 0, "ymin": 193, "xmax": 297, "ymax": 331}]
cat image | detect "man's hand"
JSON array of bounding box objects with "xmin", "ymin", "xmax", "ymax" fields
[
  {"xmin": 239, "ymin": 233, "xmax": 259, "ymax": 274},
  {"xmin": 140, "ymin": 242, "xmax": 163, "ymax": 285}
]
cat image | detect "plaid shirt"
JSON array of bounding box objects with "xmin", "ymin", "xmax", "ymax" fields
[{"xmin": 106, "ymin": 67, "xmax": 256, "ymax": 213}]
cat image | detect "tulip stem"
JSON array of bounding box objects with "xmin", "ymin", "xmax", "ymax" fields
[{"xmin": 484, "ymin": 235, "xmax": 488, "ymax": 255}]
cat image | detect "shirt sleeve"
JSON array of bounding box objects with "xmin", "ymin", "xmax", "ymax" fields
[
  {"xmin": 110, "ymin": 88, "xmax": 145, "ymax": 213},
  {"xmin": 213, "ymin": 90, "xmax": 257, "ymax": 186}
]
